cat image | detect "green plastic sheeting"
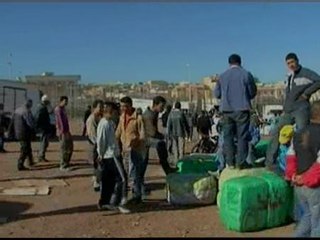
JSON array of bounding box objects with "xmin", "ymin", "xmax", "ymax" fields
[
  {"xmin": 166, "ymin": 173, "xmax": 217, "ymax": 205},
  {"xmin": 219, "ymin": 172, "xmax": 293, "ymax": 232},
  {"xmin": 254, "ymin": 139, "xmax": 271, "ymax": 159},
  {"xmin": 177, "ymin": 154, "xmax": 219, "ymax": 174}
]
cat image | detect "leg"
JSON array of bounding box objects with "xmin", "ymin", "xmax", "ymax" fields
[
  {"xmin": 308, "ymin": 187, "xmax": 320, "ymax": 237},
  {"xmin": 60, "ymin": 135, "xmax": 68, "ymax": 168},
  {"xmin": 113, "ymin": 156, "xmax": 128, "ymax": 205},
  {"xmin": 222, "ymin": 113, "xmax": 236, "ymax": 167},
  {"xmin": 155, "ymin": 139, "xmax": 173, "ymax": 174},
  {"xmin": 294, "ymin": 186, "xmax": 312, "ymax": 237},
  {"xmin": 66, "ymin": 137, "xmax": 73, "ymax": 165},
  {"xmin": 0, "ymin": 134, "xmax": 4, "ymax": 151},
  {"xmin": 38, "ymin": 132, "xmax": 48, "ymax": 160},
  {"xmin": 110, "ymin": 156, "xmax": 127, "ymax": 206},
  {"xmin": 129, "ymin": 150, "xmax": 143, "ymax": 201},
  {"xmin": 292, "ymin": 106, "xmax": 310, "ymax": 131},
  {"xmin": 18, "ymin": 141, "xmax": 28, "ymax": 169},
  {"xmin": 234, "ymin": 111, "xmax": 250, "ymax": 167},
  {"xmin": 172, "ymin": 136, "xmax": 179, "ymax": 165},
  {"xmin": 99, "ymin": 158, "xmax": 116, "ymax": 206},
  {"xmin": 26, "ymin": 139, "xmax": 34, "ymax": 165},
  {"xmin": 266, "ymin": 114, "xmax": 293, "ymax": 168},
  {"xmin": 178, "ymin": 137, "xmax": 185, "ymax": 160}
]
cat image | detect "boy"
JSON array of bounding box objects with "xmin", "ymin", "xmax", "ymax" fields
[{"xmin": 97, "ymin": 101, "xmax": 130, "ymax": 214}]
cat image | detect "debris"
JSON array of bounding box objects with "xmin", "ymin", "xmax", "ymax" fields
[
  {"xmin": 0, "ymin": 186, "xmax": 50, "ymax": 196},
  {"xmin": 12, "ymin": 179, "xmax": 67, "ymax": 187}
]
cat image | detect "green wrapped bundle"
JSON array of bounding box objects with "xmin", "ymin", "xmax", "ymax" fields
[
  {"xmin": 176, "ymin": 154, "xmax": 219, "ymax": 174},
  {"xmin": 254, "ymin": 139, "xmax": 271, "ymax": 159},
  {"xmin": 166, "ymin": 173, "xmax": 217, "ymax": 205}
]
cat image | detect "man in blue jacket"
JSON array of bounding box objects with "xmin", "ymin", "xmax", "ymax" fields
[
  {"xmin": 266, "ymin": 53, "xmax": 320, "ymax": 169},
  {"xmin": 214, "ymin": 54, "xmax": 257, "ymax": 169}
]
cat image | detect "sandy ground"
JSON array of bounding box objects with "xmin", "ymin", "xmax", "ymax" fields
[{"xmin": 0, "ymin": 120, "xmax": 294, "ymax": 238}]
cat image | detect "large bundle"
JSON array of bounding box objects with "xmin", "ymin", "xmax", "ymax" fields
[
  {"xmin": 219, "ymin": 172, "xmax": 293, "ymax": 232},
  {"xmin": 176, "ymin": 154, "xmax": 219, "ymax": 174},
  {"xmin": 254, "ymin": 139, "xmax": 271, "ymax": 159},
  {"xmin": 166, "ymin": 173, "xmax": 217, "ymax": 205}
]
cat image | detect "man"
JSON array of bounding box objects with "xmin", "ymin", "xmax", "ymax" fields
[
  {"xmin": 82, "ymin": 105, "xmax": 92, "ymax": 136},
  {"xmin": 187, "ymin": 111, "xmax": 194, "ymax": 142},
  {"xmin": 35, "ymin": 95, "xmax": 51, "ymax": 162},
  {"xmin": 116, "ymin": 96, "xmax": 146, "ymax": 205},
  {"xmin": 214, "ymin": 54, "xmax": 257, "ymax": 169},
  {"xmin": 97, "ymin": 101, "xmax": 130, "ymax": 213},
  {"xmin": 161, "ymin": 104, "xmax": 173, "ymax": 153},
  {"xmin": 13, "ymin": 99, "xmax": 35, "ymax": 171},
  {"xmin": 55, "ymin": 96, "xmax": 73, "ymax": 171},
  {"xmin": 142, "ymin": 96, "xmax": 176, "ymax": 178},
  {"xmin": 266, "ymin": 53, "xmax": 320, "ymax": 169},
  {"xmin": 86, "ymin": 99, "xmax": 104, "ymax": 191},
  {"xmin": 196, "ymin": 111, "xmax": 212, "ymax": 137},
  {"xmin": 0, "ymin": 103, "xmax": 6, "ymax": 153},
  {"xmin": 167, "ymin": 101, "xmax": 190, "ymax": 165}
]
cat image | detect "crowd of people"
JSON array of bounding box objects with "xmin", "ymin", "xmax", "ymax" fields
[{"xmin": 1, "ymin": 52, "xmax": 320, "ymax": 236}]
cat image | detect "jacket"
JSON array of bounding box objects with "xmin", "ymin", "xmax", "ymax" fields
[
  {"xmin": 13, "ymin": 106, "xmax": 35, "ymax": 141},
  {"xmin": 97, "ymin": 118, "xmax": 120, "ymax": 159},
  {"xmin": 142, "ymin": 107, "xmax": 162, "ymax": 139},
  {"xmin": 115, "ymin": 110, "xmax": 146, "ymax": 153},
  {"xmin": 284, "ymin": 66, "xmax": 320, "ymax": 113},
  {"xmin": 55, "ymin": 106, "xmax": 70, "ymax": 135},
  {"xmin": 35, "ymin": 103, "xmax": 51, "ymax": 133},
  {"xmin": 167, "ymin": 109, "xmax": 190, "ymax": 138},
  {"xmin": 86, "ymin": 113, "xmax": 100, "ymax": 145},
  {"xmin": 214, "ymin": 65, "xmax": 257, "ymax": 112}
]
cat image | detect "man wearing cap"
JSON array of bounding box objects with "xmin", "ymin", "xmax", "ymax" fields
[
  {"xmin": 35, "ymin": 95, "xmax": 51, "ymax": 162},
  {"xmin": 266, "ymin": 53, "xmax": 320, "ymax": 170}
]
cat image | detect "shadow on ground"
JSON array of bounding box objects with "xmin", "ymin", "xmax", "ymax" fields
[{"xmin": 0, "ymin": 201, "xmax": 33, "ymax": 225}]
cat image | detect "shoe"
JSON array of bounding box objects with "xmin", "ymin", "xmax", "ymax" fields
[
  {"xmin": 120, "ymin": 197, "xmax": 127, "ymax": 206},
  {"xmin": 117, "ymin": 206, "xmax": 131, "ymax": 214},
  {"xmin": 39, "ymin": 158, "xmax": 49, "ymax": 162},
  {"xmin": 97, "ymin": 203, "xmax": 117, "ymax": 211},
  {"xmin": 226, "ymin": 165, "xmax": 235, "ymax": 169},
  {"xmin": 238, "ymin": 162, "xmax": 253, "ymax": 170},
  {"xmin": 18, "ymin": 165, "xmax": 29, "ymax": 171},
  {"xmin": 60, "ymin": 166, "xmax": 71, "ymax": 172},
  {"xmin": 126, "ymin": 197, "xmax": 142, "ymax": 206},
  {"xmin": 28, "ymin": 161, "xmax": 35, "ymax": 167},
  {"xmin": 93, "ymin": 181, "xmax": 100, "ymax": 192}
]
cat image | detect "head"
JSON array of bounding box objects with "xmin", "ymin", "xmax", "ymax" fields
[
  {"xmin": 152, "ymin": 96, "xmax": 166, "ymax": 113},
  {"xmin": 103, "ymin": 101, "xmax": 114, "ymax": 119},
  {"xmin": 87, "ymin": 105, "xmax": 92, "ymax": 110},
  {"xmin": 174, "ymin": 101, "xmax": 181, "ymax": 110},
  {"xmin": 41, "ymin": 95, "xmax": 50, "ymax": 105},
  {"xmin": 285, "ymin": 52, "xmax": 300, "ymax": 72},
  {"xmin": 136, "ymin": 107, "xmax": 143, "ymax": 115},
  {"xmin": 25, "ymin": 99, "xmax": 33, "ymax": 110},
  {"xmin": 59, "ymin": 96, "xmax": 68, "ymax": 107},
  {"xmin": 310, "ymin": 100, "xmax": 320, "ymax": 124},
  {"xmin": 92, "ymin": 99, "xmax": 104, "ymax": 116},
  {"xmin": 228, "ymin": 54, "xmax": 241, "ymax": 66},
  {"xmin": 166, "ymin": 104, "xmax": 172, "ymax": 113},
  {"xmin": 120, "ymin": 96, "xmax": 133, "ymax": 114},
  {"xmin": 279, "ymin": 125, "xmax": 294, "ymax": 145}
]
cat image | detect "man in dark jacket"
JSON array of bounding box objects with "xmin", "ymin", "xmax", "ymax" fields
[
  {"xmin": 35, "ymin": 95, "xmax": 51, "ymax": 162},
  {"xmin": 214, "ymin": 54, "xmax": 257, "ymax": 169},
  {"xmin": 14, "ymin": 99, "xmax": 35, "ymax": 170},
  {"xmin": 196, "ymin": 111, "xmax": 212, "ymax": 137},
  {"xmin": 266, "ymin": 53, "xmax": 320, "ymax": 169},
  {"xmin": 167, "ymin": 102, "xmax": 190, "ymax": 164}
]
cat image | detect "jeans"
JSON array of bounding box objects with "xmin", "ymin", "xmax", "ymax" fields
[
  {"xmin": 266, "ymin": 106, "xmax": 310, "ymax": 167},
  {"xmin": 223, "ymin": 111, "xmax": 250, "ymax": 167},
  {"xmin": 18, "ymin": 139, "xmax": 33, "ymax": 167},
  {"xmin": 130, "ymin": 150, "xmax": 144, "ymax": 200},
  {"xmin": 171, "ymin": 136, "xmax": 185, "ymax": 166},
  {"xmin": 88, "ymin": 143, "xmax": 101, "ymax": 184},
  {"xmin": 143, "ymin": 137, "xmax": 172, "ymax": 178},
  {"xmin": 59, "ymin": 133, "xmax": 73, "ymax": 168},
  {"xmin": 294, "ymin": 186, "xmax": 320, "ymax": 237},
  {"xmin": 99, "ymin": 157, "xmax": 127, "ymax": 206},
  {"xmin": 217, "ymin": 133, "xmax": 225, "ymax": 171},
  {"xmin": 38, "ymin": 132, "xmax": 49, "ymax": 160}
]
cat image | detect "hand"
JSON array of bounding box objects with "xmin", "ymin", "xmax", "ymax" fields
[
  {"xmin": 292, "ymin": 174, "xmax": 303, "ymax": 186},
  {"xmin": 299, "ymin": 94, "xmax": 308, "ymax": 101},
  {"xmin": 97, "ymin": 156, "xmax": 102, "ymax": 162}
]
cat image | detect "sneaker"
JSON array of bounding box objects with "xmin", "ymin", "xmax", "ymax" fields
[
  {"xmin": 97, "ymin": 203, "xmax": 117, "ymax": 211},
  {"xmin": 39, "ymin": 158, "xmax": 49, "ymax": 162},
  {"xmin": 93, "ymin": 181, "xmax": 100, "ymax": 192},
  {"xmin": 18, "ymin": 165, "xmax": 29, "ymax": 171},
  {"xmin": 120, "ymin": 197, "xmax": 127, "ymax": 206},
  {"xmin": 117, "ymin": 206, "xmax": 131, "ymax": 214},
  {"xmin": 60, "ymin": 166, "xmax": 71, "ymax": 172}
]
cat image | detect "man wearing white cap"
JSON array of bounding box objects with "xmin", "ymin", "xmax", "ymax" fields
[{"xmin": 35, "ymin": 94, "xmax": 51, "ymax": 162}]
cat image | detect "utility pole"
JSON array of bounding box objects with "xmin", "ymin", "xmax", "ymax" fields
[{"xmin": 7, "ymin": 52, "xmax": 13, "ymax": 79}]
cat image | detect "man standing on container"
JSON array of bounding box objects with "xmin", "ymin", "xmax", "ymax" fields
[{"xmin": 214, "ymin": 54, "xmax": 257, "ymax": 170}]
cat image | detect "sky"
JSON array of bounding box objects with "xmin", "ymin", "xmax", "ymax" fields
[{"xmin": 1, "ymin": 2, "xmax": 320, "ymax": 84}]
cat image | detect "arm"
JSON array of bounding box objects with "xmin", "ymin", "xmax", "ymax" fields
[
  {"xmin": 167, "ymin": 113, "xmax": 173, "ymax": 137},
  {"xmin": 303, "ymin": 69, "xmax": 320, "ymax": 98},
  {"xmin": 86, "ymin": 116, "xmax": 96, "ymax": 144},
  {"xmin": 137, "ymin": 115, "xmax": 145, "ymax": 141},
  {"xmin": 115, "ymin": 117, "xmax": 122, "ymax": 141},
  {"xmin": 247, "ymin": 72, "xmax": 257, "ymax": 99},
  {"xmin": 96, "ymin": 121, "xmax": 107, "ymax": 158},
  {"xmin": 23, "ymin": 111, "xmax": 35, "ymax": 129},
  {"xmin": 182, "ymin": 113, "xmax": 190, "ymax": 137},
  {"xmin": 214, "ymin": 80, "xmax": 222, "ymax": 99},
  {"xmin": 55, "ymin": 108, "xmax": 64, "ymax": 135}
]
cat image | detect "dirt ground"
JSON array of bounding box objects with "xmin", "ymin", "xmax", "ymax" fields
[{"xmin": 0, "ymin": 120, "xmax": 294, "ymax": 238}]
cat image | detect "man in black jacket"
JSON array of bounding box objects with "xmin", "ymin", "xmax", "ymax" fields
[
  {"xmin": 14, "ymin": 99, "xmax": 35, "ymax": 170},
  {"xmin": 266, "ymin": 53, "xmax": 320, "ymax": 169},
  {"xmin": 35, "ymin": 95, "xmax": 51, "ymax": 162}
]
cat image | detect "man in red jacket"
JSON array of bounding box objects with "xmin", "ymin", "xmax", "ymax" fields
[{"xmin": 285, "ymin": 100, "xmax": 320, "ymax": 237}]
